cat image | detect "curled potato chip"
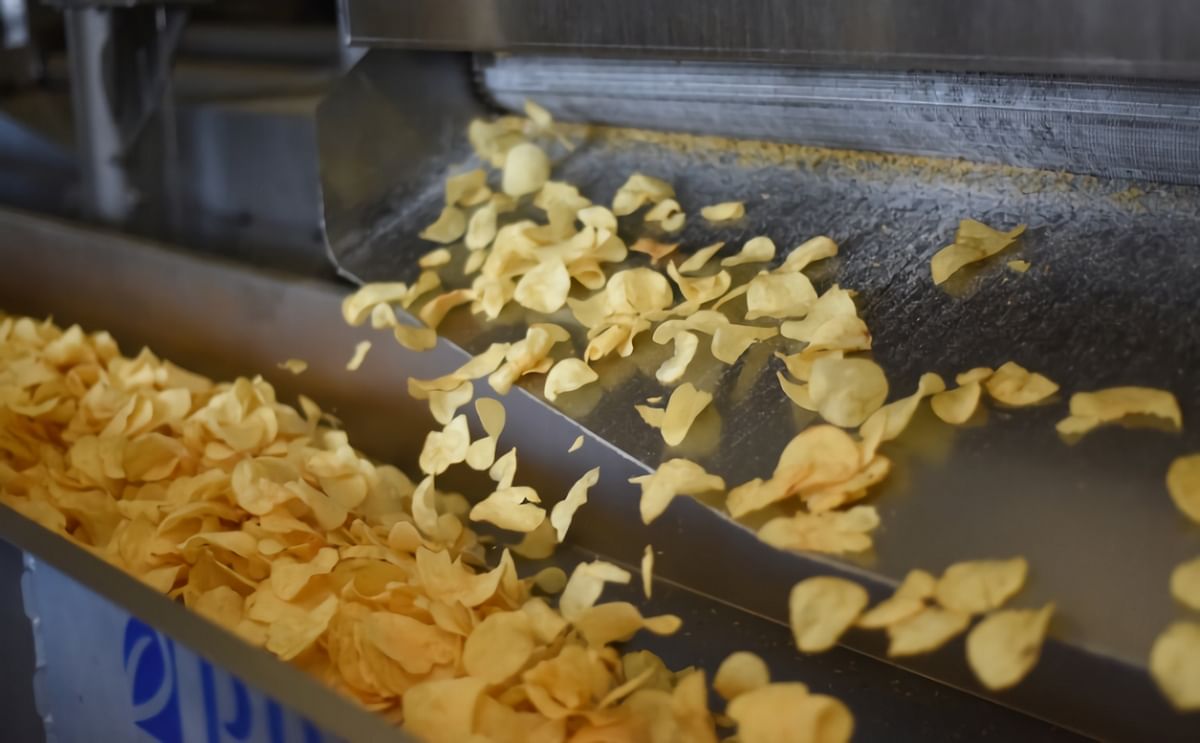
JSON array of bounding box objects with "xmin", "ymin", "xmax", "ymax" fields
[
  {"xmin": 701, "ymin": 201, "xmax": 745, "ymax": 223},
  {"xmin": 660, "ymin": 383, "xmax": 712, "ymax": 446},
  {"xmin": 642, "ymin": 545, "xmax": 654, "ymax": 599},
  {"xmin": 1171, "ymin": 557, "xmax": 1200, "ymax": 611},
  {"xmin": 778, "ymin": 236, "xmax": 838, "ymax": 274},
  {"xmin": 957, "ymin": 367, "xmax": 993, "ymax": 385},
  {"xmin": 644, "ymin": 199, "xmax": 686, "ymax": 233},
  {"xmin": 984, "ymin": 361, "xmax": 1058, "ymax": 407},
  {"xmin": 419, "ymin": 289, "xmax": 475, "ymax": 329},
  {"xmin": 934, "ymin": 557, "xmax": 1027, "ymax": 614},
  {"xmin": 403, "ymin": 677, "xmax": 487, "ymax": 743},
  {"xmin": 728, "ymin": 684, "xmax": 854, "ymax": 743},
  {"xmin": 711, "ymin": 324, "xmax": 777, "ymax": 365},
  {"xmin": 345, "ymin": 341, "xmax": 371, "ymax": 372},
  {"xmin": 778, "ymin": 373, "xmax": 816, "ymax": 411},
  {"xmin": 859, "ymin": 372, "xmax": 946, "ymax": 461},
  {"xmin": 466, "ymin": 200, "xmax": 499, "ymax": 251},
  {"xmin": 1056, "ymin": 386, "xmax": 1182, "ymax": 436},
  {"xmin": 931, "ymin": 219, "xmax": 1026, "ymax": 285},
  {"xmin": 463, "ymin": 610, "xmax": 535, "ymax": 683},
  {"xmin": 631, "ymin": 238, "xmax": 680, "ymax": 265},
  {"xmin": 341, "ymin": 283, "xmax": 410, "ymax": 326},
  {"xmin": 721, "ymin": 237, "xmax": 776, "ymax": 267},
  {"xmin": 612, "ymin": 173, "xmax": 675, "ymax": 216},
  {"xmin": 966, "ymin": 604, "xmax": 1054, "ymax": 690},
  {"xmin": 428, "ymin": 380, "xmax": 473, "ymax": 425},
  {"xmin": 560, "ymin": 560, "xmax": 632, "ymax": 620},
  {"xmin": 544, "ymin": 359, "xmax": 598, "ymax": 402},
  {"xmin": 666, "ymin": 262, "xmax": 731, "ymax": 305},
  {"xmin": 502, "ymin": 142, "xmax": 551, "ymax": 197},
  {"xmin": 858, "ymin": 570, "xmax": 936, "ymax": 629},
  {"xmin": 419, "ymin": 247, "xmax": 452, "ymax": 269},
  {"xmin": 514, "ymin": 258, "xmax": 571, "ymax": 314},
  {"xmin": 394, "ymin": 322, "xmax": 438, "ymax": 352},
  {"xmin": 727, "ymin": 425, "xmax": 861, "ymax": 518},
  {"xmin": 713, "ymin": 651, "xmax": 770, "ymax": 701},
  {"xmin": 745, "ymin": 272, "xmax": 818, "ymax": 320},
  {"xmin": 678, "ymin": 242, "xmax": 725, "ymax": 274},
  {"xmin": 931, "ymin": 381, "xmax": 982, "ymax": 425},
  {"xmin": 1168, "ymin": 454, "xmax": 1200, "ymax": 525},
  {"xmin": 573, "ymin": 601, "xmax": 682, "ymax": 647},
  {"xmin": 776, "ymin": 348, "xmax": 842, "ymax": 383},
  {"xmin": 470, "ymin": 486, "xmax": 545, "ymax": 532},
  {"xmin": 808, "ymin": 357, "xmax": 889, "ymax": 428},
  {"xmin": 1150, "ymin": 621, "xmax": 1200, "ymax": 710},
  {"xmin": 630, "ymin": 459, "xmax": 725, "ymax": 524},
  {"xmin": 420, "ymin": 205, "xmax": 467, "ymax": 244},
  {"xmin": 757, "ymin": 506, "xmax": 879, "ymax": 555},
  {"xmin": 886, "ymin": 606, "xmax": 970, "ymax": 657},
  {"xmin": 549, "ymin": 467, "xmax": 599, "ymax": 542},
  {"xmin": 278, "ymin": 359, "xmax": 307, "ymax": 375},
  {"xmin": 789, "ymin": 576, "xmax": 868, "ymax": 653},
  {"xmin": 568, "ymin": 435, "xmax": 583, "ymax": 453},
  {"xmin": 403, "ymin": 270, "xmax": 443, "ymax": 309},
  {"xmin": 780, "ymin": 287, "xmax": 867, "ymax": 350},
  {"xmin": 270, "ymin": 546, "xmax": 339, "ymax": 600},
  {"xmin": 656, "ymin": 331, "xmax": 699, "ymax": 385},
  {"xmin": 445, "ymin": 168, "xmax": 489, "ymax": 207},
  {"xmin": 419, "ymin": 415, "xmax": 471, "ymax": 476}
]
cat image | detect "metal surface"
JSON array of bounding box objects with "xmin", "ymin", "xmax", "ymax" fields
[
  {"xmin": 480, "ymin": 55, "xmax": 1200, "ymax": 186},
  {"xmin": 342, "ymin": 0, "xmax": 1200, "ymax": 81},
  {"xmin": 0, "ymin": 541, "xmax": 42, "ymax": 743},
  {"xmin": 0, "ymin": 208, "xmax": 1082, "ymax": 741},
  {"xmin": 316, "ymin": 50, "xmax": 1200, "ymax": 740}
]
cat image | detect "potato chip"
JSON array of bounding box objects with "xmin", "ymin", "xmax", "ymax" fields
[
  {"xmin": 1150, "ymin": 622, "xmax": 1200, "ymax": 710},
  {"xmin": 700, "ymin": 201, "xmax": 745, "ymax": 223},
  {"xmin": 470, "ymin": 486, "xmax": 545, "ymax": 532},
  {"xmin": 983, "ymin": 361, "xmax": 1057, "ymax": 407},
  {"xmin": 1056, "ymin": 386, "xmax": 1182, "ymax": 436},
  {"xmin": 712, "ymin": 651, "xmax": 770, "ymax": 702},
  {"xmin": 931, "ymin": 219, "xmax": 1026, "ymax": 284},
  {"xmin": 678, "ymin": 242, "xmax": 725, "ymax": 274},
  {"xmin": 419, "ymin": 205, "xmax": 467, "ymax": 244},
  {"xmin": 402, "ymin": 270, "xmax": 443, "ymax": 309},
  {"xmin": 745, "ymin": 272, "xmax": 818, "ymax": 320},
  {"xmin": 568, "ymin": 435, "xmax": 583, "ymax": 453},
  {"xmin": 857, "ymin": 569, "xmax": 936, "ymax": 629},
  {"xmin": 630, "ymin": 459, "xmax": 725, "ymax": 524},
  {"xmin": 514, "ymin": 258, "xmax": 571, "ymax": 314},
  {"xmin": 935, "ymin": 557, "xmax": 1027, "ymax": 614},
  {"xmin": 859, "ymin": 372, "xmax": 946, "ymax": 461},
  {"xmin": 789, "ymin": 576, "xmax": 868, "ymax": 653},
  {"xmin": 445, "ymin": 168, "xmax": 489, "ymax": 207},
  {"xmin": 544, "ymin": 359, "xmax": 598, "ymax": 402},
  {"xmin": 270, "ymin": 546, "xmax": 338, "ymax": 600},
  {"xmin": 721, "ymin": 237, "xmax": 776, "ymax": 267},
  {"xmin": 778, "ymin": 373, "xmax": 816, "ymax": 411},
  {"xmin": 666, "ymin": 262, "xmax": 731, "ymax": 305},
  {"xmin": 403, "ymin": 677, "xmax": 488, "ymax": 743},
  {"xmin": 265, "ymin": 593, "xmax": 338, "ymax": 661},
  {"xmin": 549, "ymin": 467, "xmax": 599, "ymax": 542},
  {"xmin": 727, "ymin": 425, "xmax": 862, "ymax": 518},
  {"xmin": 966, "ymin": 604, "xmax": 1054, "ymax": 690},
  {"xmin": 278, "ymin": 359, "xmax": 307, "ymax": 375},
  {"xmin": 711, "ymin": 324, "xmax": 777, "ymax": 365},
  {"xmin": 419, "ymin": 247, "xmax": 452, "ymax": 269},
  {"xmin": 780, "ymin": 287, "xmax": 864, "ymax": 345},
  {"xmin": 560, "ymin": 560, "xmax": 632, "ymax": 620},
  {"xmin": 502, "ymin": 142, "xmax": 551, "ymax": 197},
  {"xmin": 644, "ymin": 199, "xmax": 686, "ymax": 233},
  {"xmin": 612, "ymin": 173, "xmax": 675, "ymax": 216},
  {"xmin": 808, "ymin": 357, "xmax": 889, "ymax": 428},
  {"xmin": 345, "ymin": 341, "xmax": 371, "ymax": 372},
  {"xmin": 777, "ymin": 236, "xmax": 838, "ymax": 274},
  {"xmin": 639, "ymin": 545, "xmax": 655, "ymax": 599},
  {"xmin": 757, "ymin": 506, "xmax": 879, "ymax": 555},
  {"xmin": 728, "ymin": 684, "xmax": 854, "ymax": 743},
  {"xmin": 630, "ymin": 238, "xmax": 680, "ymax": 266},
  {"xmin": 573, "ymin": 601, "xmax": 681, "ymax": 647},
  {"xmin": 1170, "ymin": 557, "xmax": 1200, "ymax": 611},
  {"xmin": 464, "ymin": 610, "xmax": 536, "ymax": 683},
  {"xmin": 1007, "ymin": 259, "xmax": 1031, "ymax": 274},
  {"xmin": 931, "ymin": 381, "xmax": 982, "ymax": 425},
  {"xmin": 466, "ymin": 200, "xmax": 500, "ymax": 251},
  {"xmin": 428, "ymin": 380, "xmax": 473, "ymax": 425},
  {"xmin": 1169, "ymin": 454, "xmax": 1200, "ymax": 525},
  {"xmin": 655, "ymin": 331, "xmax": 699, "ymax": 386},
  {"xmin": 419, "ymin": 415, "xmax": 471, "ymax": 476},
  {"xmin": 886, "ymin": 606, "xmax": 970, "ymax": 657},
  {"xmin": 419, "ymin": 288, "xmax": 475, "ymax": 329},
  {"xmin": 659, "ymin": 383, "xmax": 712, "ymax": 446}
]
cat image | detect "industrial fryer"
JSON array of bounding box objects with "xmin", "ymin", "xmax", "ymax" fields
[{"xmin": 2, "ymin": 1, "xmax": 1200, "ymax": 740}]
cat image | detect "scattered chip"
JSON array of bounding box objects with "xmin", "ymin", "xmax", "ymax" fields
[
  {"xmin": 678, "ymin": 242, "xmax": 726, "ymax": 274},
  {"xmin": 630, "ymin": 237, "xmax": 681, "ymax": 266},
  {"xmin": 345, "ymin": 341, "xmax": 371, "ymax": 371},
  {"xmin": 278, "ymin": 359, "xmax": 307, "ymax": 375},
  {"xmin": 419, "ymin": 205, "xmax": 467, "ymax": 244},
  {"xmin": 858, "ymin": 570, "xmax": 936, "ymax": 630},
  {"xmin": 1056, "ymin": 386, "xmax": 1182, "ymax": 437},
  {"xmin": 934, "ymin": 557, "xmax": 1027, "ymax": 614},
  {"xmin": 983, "ymin": 361, "xmax": 1058, "ymax": 407},
  {"xmin": 727, "ymin": 684, "xmax": 854, "ymax": 743},
  {"xmin": 859, "ymin": 372, "xmax": 945, "ymax": 461},
  {"xmin": 1171, "ymin": 557, "xmax": 1200, "ymax": 611},
  {"xmin": 887, "ymin": 606, "xmax": 970, "ymax": 657},
  {"xmin": 1150, "ymin": 622, "xmax": 1200, "ymax": 711},
  {"xmin": 630, "ymin": 459, "xmax": 725, "ymax": 524},
  {"xmin": 788, "ymin": 576, "xmax": 869, "ymax": 653},
  {"xmin": 444, "ymin": 168, "xmax": 489, "ymax": 207},
  {"xmin": 549, "ymin": 467, "xmax": 599, "ymax": 542},
  {"xmin": 930, "ymin": 219, "xmax": 1026, "ymax": 285},
  {"xmin": 419, "ymin": 247, "xmax": 452, "ymax": 269},
  {"xmin": 501, "ymin": 142, "xmax": 551, "ymax": 197},
  {"xmin": 721, "ymin": 237, "xmax": 776, "ymax": 267},
  {"xmin": 808, "ymin": 357, "xmax": 889, "ymax": 428},
  {"xmin": 713, "ymin": 651, "xmax": 770, "ymax": 701},
  {"xmin": 659, "ymin": 383, "xmax": 713, "ymax": 446},
  {"xmin": 711, "ymin": 323, "xmax": 777, "ymax": 365},
  {"xmin": 568, "ymin": 435, "xmax": 583, "ymax": 453},
  {"xmin": 777, "ymin": 236, "xmax": 838, "ymax": 274},
  {"xmin": 1007, "ymin": 259, "xmax": 1031, "ymax": 273},
  {"xmin": 544, "ymin": 358, "xmax": 599, "ymax": 402},
  {"xmin": 966, "ymin": 604, "xmax": 1054, "ymax": 690},
  {"xmin": 1168, "ymin": 454, "xmax": 1200, "ymax": 525},
  {"xmin": 470, "ymin": 486, "xmax": 545, "ymax": 532},
  {"xmin": 463, "ymin": 610, "xmax": 535, "ymax": 683},
  {"xmin": 701, "ymin": 201, "xmax": 745, "ymax": 223},
  {"xmin": 931, "ymin": 382, "xmax": 982, "ymax": 425},
  {"xmin": 745, "ymin": 272, "xmax": 818, "ymax": 321},
  {"xmin": 656, "ymin": 331, "xmax": 699, "ymax": 385},
  {"xmin": 612, "ymin": 173, "xmax": 675, "ymax": 216},
  {"xmin": 559, "ymin": 560, "xmax": 632, "ymax": 620},
  {"xmin": 644, "ymin": 199, "xmax": 686, "ymax": 233},
  {"xmin": 341, "ymin": 282, "xmax": 411, "ymax": 326},
  {"xmin": 419, "ymin": 415, "xmax": 471, "ymax": 476},
  {"xmin": 757, "ymin": 506, "xmax": 880, "ymax": 555},
  {"xmin": 642, "ymin": 545, "xmax": 654, "ymax": 599}
]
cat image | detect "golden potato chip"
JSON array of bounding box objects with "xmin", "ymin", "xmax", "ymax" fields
[
  {"xmin": 966, "ymin": 604, "xmax": 1054, "ymax": 690},
  {"xmin": 419, "ymin": 415, "xmax": 471, "ymax": 476},
  {"xmin": 630, "ymin": 237, "xmax": 680, "ymax": 266},
  {"xmin": 808, "ymin": 357, "xmax": 889, "ymax": 428},
  {"xmin": 745, "ymin": 272, "xmax": 818, "ymax": 320},
  {"xmin": 727, "ymin": 425, "xmax": 861, "ymax": 518},
  {"xmin": 1056, "ymin": 386, "xmax": 1182, "ymax": 436},
  {"xmin": 428, "ymin": 380, "xmax": 473, "ymax": 425},
  {"xmin": 700, "ymin": 201, "xmax": 745, "ymax": 223},
  {"xmin": 532, "ymin": 566, "xmax": 568, "ymax": 595},
  {"xmin": 576, "ymin": 205, "xmax": 617, "ymax": 232},
  {"xmin": 573, "ymin": 601, "xmax": 681, "ymax": 647},
  {"xmin": 713, "ymin": 651, "xmax": 770, "ymax": 701},
  {"xmin": 983, "ymin": 361, "xmax": 1058, "ymax": 407},
  {"xmin": 560, "ymin": 560, "xmax": 632, "ymax": 620},
  {"xmin": 789, "ymin": 576, "xmax": 868, "ymax": 653},
  {"xmin": 402, "ymin": 270, "xmax": 443, "ymax": 309},
  {"xmin": 780, "ymin": 287, "xmax": 864, "ymax": 346},
  {"xmin": 641, "ymin": 545, "xmax": 654, "ymax": 599},
  {"xmin": 935, "ymin": 557, "xmax": 1027, "ymax": 614},
  {"xmin": 777, "ymin": 235, "xmax": 838, "ymax": 274},
  {"xmin": 470, "ymin": 486, "xmax": 545, "ymax": 532},
  {"xmin": 656, "ymin": 331, "xmax": 699, "ymax": 386},
  {"xmin": 403, "ymin": 676, "xmax": 487, "ymax": 743},
  {"xmin": 757, "ymin": 506, "xmax": 879, "ymax": 555},
  {"xmin": 778, "ymin": 373, "xmax": 816, "ymax": 411},
  {"xmin": 345, "ymin": 341, "xmax": 371, "ymax": 372},
  {"xmin": 721, "ymin": 237, "xmax": 776, "ymax": 267},
  {"xmin": 419, "ymin": 205, "xmax": 468, "ymax": 244},
  {"xmin": 394, "ymin": 323, "xmax": 438, "ymax": 352},
  {"xmin": 278, "ymin": 359, "xmax": 307, "ymax": 375},
  {"xmin": 659, "ymin": 383, "xmax": 712, "ymax": 446},
  {"xmin": 728, "ymin": 683, "xmax": 854, "ymax": 743},
  {"xmin": 419, "ymin": 247, "xmax": 452, "ymax": 269},
  {"xmin": 956, "ymin": 367, "xmax": 993, "ymax": 385},
  {"xmin": 644, "ymin": 199, "xmax": 686, "ymax": 233},
  {"xmin": 419, "ymin": 289, "xmax": 475, "ymax": 329},
  {"xmin": 711, "ymin": 324, "xmax": 777, "ymax": 365},
  {"xmin": 612, "ymin": 173, "xmax": 675, "ymax": 216},
  {"xmin": 444, "ymin": 168, "xmax": 489, "ymax": 207},
  {"xmin": 1150, "ymin": 621, "xmax": 1200, "ymax": 711},
  {"xmin": 549, "ymin": 467, "xmax": 599, "ymax": 542},
  {"xmin": 857, "ymin": 570, "xmax": 935, "ymax": 629},
  {"xmin": 544, "ymin": 359, "xmax": 598, "ymax": 402},
  {"xmin": 466, "ymin": 200, "xmax": 500, "ymax": 251},
  {"xmin": 859, "ymin": 372, "xmax": 946, "ymax": 460},
  {"xmin": 270, "ymin": 546, "xmax": 338, "ymax": 600},
  {"xmin": 265, "ymin": 593, "xmax": 338, "ymax": 661},
  {"xmin": 568, "ymin": 435, "xmax": 583, "ymax": 453},
  {"xmin": 1007, "ymin": 259, "xmax": 1031, "ymax": 273},
  {"xmin": 502, "ymin": 142, "xmax": 551, "ymax": 197},
  {"xmin": 514, "ymin": 258, "xmax": 571, "ymax": 314},
  {"xmin": 630, "ymin": 459, "xmax": 725, "ymax": 525},
  {"xmin": 1170, "ymin": 557, "xmax": 1200, "ymax": 611},
  {"xmin": 886, "ymin": 606, "xmax": 970, "ymax": 657},
  {"xmin": 369, "ymin": 302, "xmax": 398, "ymax": 329},
  {"xmin": 931, "ymin": 219, "xmax": 1025, "ymax": 285},
  {"xmin": 678, "ymin": 241, "xmax": 725, "ymax": 274},
  {"xmin": 776, "ymin": 348, "xmax": 842, "ymax": 383},
  {"xmin": 666, "ymin": 262, "xmax": 731, "ymax": 305},
  {"xmin": 1169, "ymin": 454, "xmax": 1200, "ymax": 525},
  {"xmin": 931, "ymin": 381, "xmax": 982, "ymax": 425},
  {"xmin": 464, "ymin": 610, "xmax": 536, "ymax": 683}
]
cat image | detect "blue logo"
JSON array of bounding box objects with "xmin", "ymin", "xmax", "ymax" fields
[{"xmin": 123, "ymin": 617, "xmax": 183, "ymax": 743}]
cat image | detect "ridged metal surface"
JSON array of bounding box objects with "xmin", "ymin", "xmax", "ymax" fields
[{"xmin": 479, "ymin": 55, "xmax": 1200, "ymax": 185}]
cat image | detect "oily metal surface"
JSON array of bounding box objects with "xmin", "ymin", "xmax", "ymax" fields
[{"xmin": 0, "ymin": 209, "xmax": 1079, "ymax": 741}]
